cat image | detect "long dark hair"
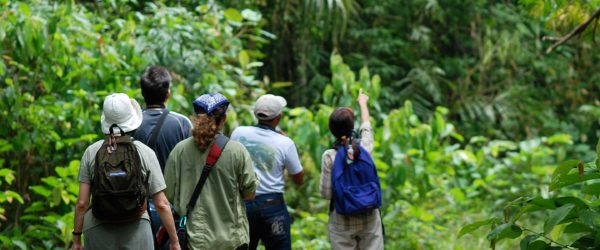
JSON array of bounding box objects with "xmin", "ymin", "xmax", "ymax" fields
[
  {"xmin": 192, "ymin": 107, "xmax": 227, "ymax": 150},
  {"xmin": 329, "ymin": 107, "xmax": 360, "ymax": 159}
]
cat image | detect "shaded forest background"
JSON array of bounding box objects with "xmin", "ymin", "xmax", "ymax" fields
[{"xmin": 1, "ymin": 0, "xmax": 600, "ymax": 249}]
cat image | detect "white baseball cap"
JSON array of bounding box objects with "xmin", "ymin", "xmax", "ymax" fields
[
  {"xmin": 100, "ymin": 93, "xmax": 143, "ymax": 134},
  {"xmin": 253, "ymin": 94, "xmax": 287, "ymax": 120}
]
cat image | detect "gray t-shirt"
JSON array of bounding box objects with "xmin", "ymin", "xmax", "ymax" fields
[
  {"xmin": 231, "ymin": 126, "xmax": 303, "ymax": 195},
  {"xmin": 78, "ymin": 138, "xmax": 166, "ymax": 231}
]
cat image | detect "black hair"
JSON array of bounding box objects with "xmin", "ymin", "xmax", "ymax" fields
[
  {"xmin": 329, "ymin": 107, "xmax": 360, "ymax": 159},
  {"xmin": 140, "ymin": 66, "xmax": 171, "ymax": 106}
]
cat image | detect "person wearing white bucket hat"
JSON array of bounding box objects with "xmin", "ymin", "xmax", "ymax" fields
[{"xmin": 72, "ymin": 93, "xmax": 180, "ymax": 250}]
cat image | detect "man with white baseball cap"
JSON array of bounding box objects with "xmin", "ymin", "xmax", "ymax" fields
[
  {"xmin": 72, "ymin": 93, "xmax": 180, "ymax": 250},
  {"xmin": 231, "ymin": 94, "xmax": 304, "ymax": 250}
]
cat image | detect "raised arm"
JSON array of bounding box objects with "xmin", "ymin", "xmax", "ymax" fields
[{"xmin": 357, "ymin": 88, "xmax": 370, "ymax": 125}]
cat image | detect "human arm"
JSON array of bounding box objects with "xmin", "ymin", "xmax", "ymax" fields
[
  {"xmin": 357, "ymin": 88, "xmax": 370, "ymax": 125},
  {"xmin": 290, "ymin": 171, "xmax": 304, "ymax": 186},
  {"xmin": 153, "ymin": 191, "xmax": 180, "ymax": 250},
  {"xmin": 357, "ymin": 89, "xmax": 374, "ymax": 153},
  {"xmin": 238, "ymin": 144, "xmax": 259, "ymax": 200},
  {"xmin": 72, "ymin": 182, "xmax": 90, "ymax": 250},
  {"xmin": 319, "ymin": 150, "xmax": 334, "ymax": 199},
  {"xmin": 285, "ymin": 143, "xmax": 304, "ymax": 186}
]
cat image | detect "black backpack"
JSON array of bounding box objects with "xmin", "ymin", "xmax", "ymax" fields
[{"xmin": 91, "ymin": 125, "xmax": 149, "ymax": 222}]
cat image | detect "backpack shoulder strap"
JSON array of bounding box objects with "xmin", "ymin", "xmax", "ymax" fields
[
  {"xmin": 147, "ymin": 109, "xmax": 170, "ymax": 150},
  {"xmin": 185, "ymin": 134, "xmax": 230, "ymax": 214}
]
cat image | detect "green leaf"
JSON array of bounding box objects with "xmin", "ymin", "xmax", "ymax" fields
[
  {"xmin": 31, "ymin": 185, "xmax": 51, "ymax": 197},
  {"xmin": 596, "ymin": 139, "xmax": 600, "ymax": 170},
  {"xmin": 224, "ymin": 8, "xmax": 243, "ymax": 22},
  {"xmin": 579, "ymin": 209, "xmax": 600, "ymax": 229},
  {"xmin": 13, "ymin": 240, "xmax": 27, "ymax": 250},
  {"xmin": 238, "ymin": 50, "xmax": 249, "ymax": 68},
  {"xmin": 551, "ymin": 159, "xmax": 579, "ymax": 181},
  {"xmin": 564, "ymin": 222, "xmax": 593, "ymax": 234},
  {"xmin": 458, "ymin": 218, "xmax": 500, "ymax": 238},
  {"xmin": 241, "ymin": 9, "xmax": 261, "ymax": 22},
  {"xmin": 547, "ymin": 134, "xmax": 572, "ymax": 145},
  {"xmin": 525, "ymin": 240, "xmax": 550, "ymax": 250},
  {"xmin": 4, "ymin": 191, "xmax": 24, "ymax": 204},
  {"xmin": 519, "ymin": 234, "xmax": 539, "ymax": 250},
  {"xmin": 582, "ymin": 183, "xmax": 600, "ymax": 195},
  {"xmin": 544, "ymin": 204, "xmax": 575, "ymax": 234},
  {"xmin": 487, "ymin": 223, "xmax": 522, "ymax": 242},
  {"xmin": 550, "ymin": 171, "xmax": 600, "ymax": 191}
]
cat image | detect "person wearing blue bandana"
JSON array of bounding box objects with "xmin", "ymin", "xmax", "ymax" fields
[{"xmin": 164, "ymin": 93, "xmax": 259, "ymax": 250}]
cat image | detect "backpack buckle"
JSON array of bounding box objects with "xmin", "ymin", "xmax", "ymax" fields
[{"xmin": 179, "ymin": 215, "xmax": 187, "ymax": 227}]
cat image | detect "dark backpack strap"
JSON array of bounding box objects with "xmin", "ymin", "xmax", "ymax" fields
[
  {"xmin": 185, "ymin": 134, "xmax": 230, "ymax": 214},
  {"xmin": 147, "ymin": 109, "xmax": 170, "ymax": 150}
]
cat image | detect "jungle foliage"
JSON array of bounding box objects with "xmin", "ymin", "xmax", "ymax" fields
[{"xmin": 0, "ymin": 0, "xmax": 600, "ymax": 249}]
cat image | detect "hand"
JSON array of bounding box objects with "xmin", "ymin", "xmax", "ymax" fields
[
  {"xmin": 170, "ymin": 241, "xmax": 181, "ymax": 250},
  {"xmin": 357, "ymin": 88, "xmax": 369, "ymax": 106}
]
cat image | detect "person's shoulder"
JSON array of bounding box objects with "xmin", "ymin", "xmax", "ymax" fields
[
  {"xmin": 224, "ymin": 139, "xmax": 245, "ymax": 151},
  {"xmin": 84, "ymin": 139, "xmax": 105, "ymax": 155},
  {"xmin": 232, "ymin": 126, "xmax": 253, "ymax": 134},
  {"xmin": 322, "ymin": 148, "xmax": 336, "ymax": 158},
  {"xmin": 172, "ymin": 137, "xmax": 194, "ymax": 150},
  {"xmin": 133, "ymin": 140, "xmax": 155, "ymax": 154},
  {"xmin": 168, "ymin": 111, "xmax": 192, "ymax": 125}
]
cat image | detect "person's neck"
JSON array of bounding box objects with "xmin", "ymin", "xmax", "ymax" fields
[
  {"xmin": 146, "ymin": 104, "xmax": 165, "ymax": 109},
  {"xmin": 257, "ymin": 122, "xmax": 276, "ymax": 129}
]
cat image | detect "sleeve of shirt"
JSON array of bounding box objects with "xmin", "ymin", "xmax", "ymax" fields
[
  {"xmin": 182, "ymin": 117, "xmax": 193, "ymax": 138},
  {"xmin": 359, "ymin": 121, "xmax": 374, "ymax": 154},
  {"xmin": 78, "ymin": 146, "xmax": 93, "ymax": 184},
  {"xmin": 284, "ymin": 143, "xmax": 303, "ymax": 175},
  {"xmin": 319, "ymin": 150, "xmax": 334, "ymax": 199},
  {"xmin": 237, "ymin": 144, "xmax": 259, "ymax": 197},
  {"xmin": 164, "ymin": 148, "xmax": 179, "ymax": 206},
  {"xmin": 139, "ymin": 145, "xmax": 167, "ymax": 195}
]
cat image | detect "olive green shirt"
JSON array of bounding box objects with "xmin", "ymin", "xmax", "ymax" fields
[{"xmin": 164, "ymin": 137, "xmax": 258, "ymax": 250}]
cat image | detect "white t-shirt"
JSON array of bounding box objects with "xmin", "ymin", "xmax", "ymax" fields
[{"xmin": 231, "ymin": 125, "xmax": 303, "ymax": 195}]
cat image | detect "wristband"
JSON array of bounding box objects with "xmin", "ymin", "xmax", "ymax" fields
[{"xmin": 72, "ymin": 231, "xmax": 83, "ymax": 236}]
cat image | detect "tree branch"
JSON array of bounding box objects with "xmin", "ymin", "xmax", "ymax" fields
[{"xmin": 545, "ymin": 7, "xmax": 600, "ymax": 54}]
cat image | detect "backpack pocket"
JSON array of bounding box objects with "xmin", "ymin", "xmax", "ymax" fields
[
  {"xmin": 92, "ymin": 189, "xmax": 146, "ymax": 222},
  {"xmin": 341, "ymin": 182, "xmax": 380, "ymax": 215}
]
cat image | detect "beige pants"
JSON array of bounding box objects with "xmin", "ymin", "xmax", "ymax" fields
[{"xmin": 328, "ymin": 212, "xmax": 384, "ymax": 250}]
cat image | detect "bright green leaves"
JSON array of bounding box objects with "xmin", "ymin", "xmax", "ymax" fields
[
  {"xmin": 543, "ymin": 204, "xmax": 576, "ymax": 234},
  {"xmin": 458, "ymin": 218, "xmax": 501, "ymax": 238},
  {"xmin": 487, "ymin": 223, "xmax": 523, "ymax": 242},
  {"xmin": 224, "ymin": 8, "xmax": 243, "ymax": 22}
]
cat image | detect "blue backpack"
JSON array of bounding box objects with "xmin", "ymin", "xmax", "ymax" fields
[{"xmin": 331, "ymin": 144, "xmax": 382, "ymax": 215}]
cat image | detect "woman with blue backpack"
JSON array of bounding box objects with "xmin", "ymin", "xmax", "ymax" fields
[{"xmin": 319, "ymin": 89, "xmax": 384, "ymax": 249}]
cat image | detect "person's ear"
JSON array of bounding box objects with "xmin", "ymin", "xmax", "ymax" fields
[{"xmin": 166, "ymin": 88, "xmax": 171, "ymax": 101}]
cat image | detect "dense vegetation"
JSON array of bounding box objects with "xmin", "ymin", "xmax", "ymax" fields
[{"xmin": 1, "ymin": 0, "xmax": 600, "ymax": 249}]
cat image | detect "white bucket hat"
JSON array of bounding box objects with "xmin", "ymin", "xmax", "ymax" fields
[
  {"xmin": 254, "ymin": 94, "xmax": 287, "ymax": 120},
  {"xmin": 100, "ymin": 93, "xmax": 143, "ymax": 134}
]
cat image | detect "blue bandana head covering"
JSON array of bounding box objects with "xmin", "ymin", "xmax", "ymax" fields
[{"xmin": 193, "ymin": 93, "xmax": 230, "ymax": 116}]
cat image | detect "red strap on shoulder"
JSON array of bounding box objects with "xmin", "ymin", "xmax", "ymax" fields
[{"xmin": 206, "ymin": 143, "xmax": 222, "ymax": 166}]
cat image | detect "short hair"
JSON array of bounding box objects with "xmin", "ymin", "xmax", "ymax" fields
[{"xmin": 140, "ymin": 66, "xmax": 171, "ymax": 106}]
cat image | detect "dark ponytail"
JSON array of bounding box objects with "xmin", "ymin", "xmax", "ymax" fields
[{"xmin": 329, "ymin": 107, "xmax": 360, "ymax": 160}]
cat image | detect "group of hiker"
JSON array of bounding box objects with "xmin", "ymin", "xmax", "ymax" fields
[{"xmin": 71, "ymin": 66, "xmax": 384, "ymax": 250}]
